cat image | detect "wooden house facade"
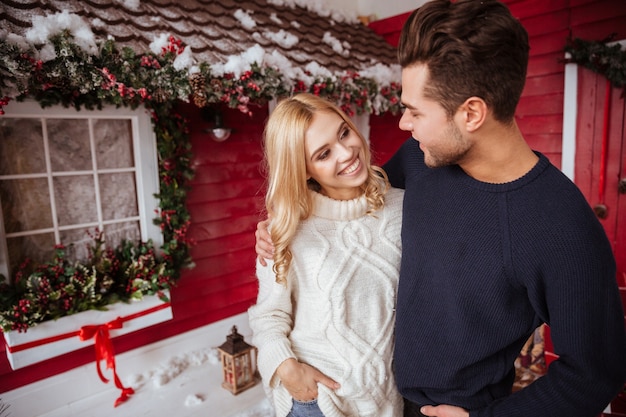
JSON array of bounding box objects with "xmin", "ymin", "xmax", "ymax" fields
[{"xmin": 0, "ymin": 2, "xmax": 624, "ymax": 413}]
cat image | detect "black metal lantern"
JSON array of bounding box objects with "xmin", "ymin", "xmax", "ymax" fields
[{"xmin": 217, "ymin": 325, "xmax": 258, "ymax": 395}]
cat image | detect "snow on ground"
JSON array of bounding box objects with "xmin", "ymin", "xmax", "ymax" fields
[
  {"xmin": 18, "ymin": 345, "xmax": 272, "ymax": 417},
  {"xmin": 4, "ymin": 315, "xmax": 273, "ymax": 417}
]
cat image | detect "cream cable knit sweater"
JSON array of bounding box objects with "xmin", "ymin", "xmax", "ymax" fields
[{"xmin": 249, "ymin": 188, "xmax": 404, "ymax": 417}]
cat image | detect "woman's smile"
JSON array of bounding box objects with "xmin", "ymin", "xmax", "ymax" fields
[{"xmin": 340, "ymin": 158, "xmax": 361, "ymax": 176}]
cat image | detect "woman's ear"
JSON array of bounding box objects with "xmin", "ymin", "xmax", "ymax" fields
[{"xmin": 460, "ymin": 97, "xmax": 487, "ymax": 133}]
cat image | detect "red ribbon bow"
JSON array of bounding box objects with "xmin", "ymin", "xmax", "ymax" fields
[
  {"xmin": 79, "ymin": 317, "xmax": 135, "ymax": 407},
  {"xmin": 7, "ymin": 301, "xmax": 171, "ymax": 407}
]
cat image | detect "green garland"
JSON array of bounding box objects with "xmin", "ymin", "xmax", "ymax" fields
[
  {"xmin": 564, "ymin": 35, "xmax": 626, "ymax": 95},
  {"xmin": 0, "ymin": 33, "xmax": 195, "ymax": 332},
  {"xmin": 0, "ymin": 30, "xmax": 401, "ymax": 332}
]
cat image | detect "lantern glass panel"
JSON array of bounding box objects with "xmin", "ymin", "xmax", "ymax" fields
[{"xmin": 217, "ymin": 326, "xmax": 259, "ymax": 395}]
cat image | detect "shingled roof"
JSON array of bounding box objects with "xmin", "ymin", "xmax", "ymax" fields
[{"xmin": 1, "ymin": 0, "xmax": 399, "ymax": 74}]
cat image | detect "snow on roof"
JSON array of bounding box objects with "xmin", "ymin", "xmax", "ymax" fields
[{"xmin": 1, "ymin": 0, "xmax": 399, "ymax": 77}]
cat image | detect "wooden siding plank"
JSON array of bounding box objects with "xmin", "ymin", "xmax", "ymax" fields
[
  {"xmin": 189, "ymin": 161, "xmax": 262, "ymax": 184},
  {"xmin": 527, "ymin": 51, "xmax": 566, "ymax": 78},
  {"xmin": 507, "ymin": 0, "xmax": 568, "ymax": 19},
  {"xmin": 571, "ymin": 20, "xmax": 626, "ymax": 41},
  {"xmin": 518, "ymin": 92, "xmax": 564, "ymax": 116},
  {"xmin": 529, "ymin": 30, "xmax": 570, "ymax": 56},
  {"xmin": 168, "ymin": 301, "xmax": 256, "ymax": 337},
  {"xmin": 171, "ymin": 283, "xmax": 258, "ymax": 322},
  {"xmin": 188, "ymin": 197, "xmax": 262, "ymax": 223},
  {"xmin": 185, "ymin": 178, "xmax": 265, "ymax": 204},
  {"xmin": 174, "ymin": 271, "xmax": 257, "ymax": 300},
  {"xmin": 189, "ymin": 232, "xmax": 254, "ymax": 258},
  {"xmin": 570, "ymin": 0, "xmax": 603, "ymax": 6},
  {"xmin": 516, "ymin": 114, "xmax": 563, "ymax": 135},
  {"xmin": 597, "ymin": 84, "xmax": 626, "ymax": 254},
  {"xmin": 188, "ymin": 213, "xmax": 259, "ymax": 241},
  {"xmin": 575, "ymin": 68, "xmax": 605, "ymax": 202},
  {"xmin": 193, "ymin": 145, "xmax": 264, "ymax": 164},
  {"xmin": 570, "ymin": 0, "xmax": 626, "ymax": 27},
  {"xmin": 612, "ymin": 98, "xmax": 626, "ymax": 286},
  {"xmin": 182, "ymin": 259, "xmax": 254, "ymax": 283},
  {"xmin": 523, "ymin": 73, "xmax": 565, "ymax": 96},
  {"xmin": 520, "ymin": 10, "xmax": 570, "ymax": 37}
]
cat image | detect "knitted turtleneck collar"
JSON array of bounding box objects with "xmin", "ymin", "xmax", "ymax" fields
[{"xmin": 309, "ymin": 189, "xmax": 368, "ymax": 221}]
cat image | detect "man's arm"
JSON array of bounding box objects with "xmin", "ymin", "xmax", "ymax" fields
[{"xmin": 255, "ymin": 219, "xmax": 273, "ymax": 267}]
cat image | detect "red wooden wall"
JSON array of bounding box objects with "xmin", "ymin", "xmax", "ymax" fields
[{"xmin": 181, "ymin": 102, "xmax": 266, "ymax": 330}]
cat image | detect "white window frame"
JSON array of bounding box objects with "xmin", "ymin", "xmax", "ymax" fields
[{"xmin": 0, "ymin": 101, "xmax": 162, "ymax": 280}]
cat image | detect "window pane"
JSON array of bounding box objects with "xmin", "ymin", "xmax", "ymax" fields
[
  {"xmin": 0, "ymin": 104, "xmax": 159, "ymax": 280},
  {"xmin": 53, "ymin": 175, "xmax": 98, "ymax": 226},
  {"xmin": 99, "ymin": 172, "xmax": 138, "ymax": 220},
  {"xmin": 7, "ymin": 234, "xmax": 55, "ymax": 274},
  {"xmin": 59, "ymin": 227, "xmax": 97, "ymax": 263},
  {"xmin": 48, "ymin": 119, "xmax": 92, "ymax": 172},
  {"xmin": 103, "ymin": 221, "xmax": 141, "ymax": 248},
  {"xmin": 0, "ymin": 118, "xmax": 46, "ymax": 175},
  {"xmin": 0, "ymin": 178, "xmax": 52, "ymax": 233},
  {"xmin": 94, "ymin": 119, "xmax": 134, "ymax": 169}
]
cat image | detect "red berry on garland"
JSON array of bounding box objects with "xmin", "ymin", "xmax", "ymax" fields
[{"xmin": 163, "ymin": 159, "xmax": 176, "ymax": 171}]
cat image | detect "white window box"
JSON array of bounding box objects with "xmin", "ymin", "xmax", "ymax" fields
[{"xmin": 3, "ymin": 290, "xmax": 172, "ymax": 370}]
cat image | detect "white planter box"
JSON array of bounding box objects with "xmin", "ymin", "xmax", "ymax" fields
[{"xmin": 3, "ymin": 291, "xmax": 173, "ymax": 370}]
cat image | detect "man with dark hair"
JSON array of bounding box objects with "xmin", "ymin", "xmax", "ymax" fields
[
  {"xmin": 388, "ymin": 0, "xmax": 626, "ymax": 416},
  {"xmin": 256, "ymin": 1, "xmax": 626, "ymax": 416}
]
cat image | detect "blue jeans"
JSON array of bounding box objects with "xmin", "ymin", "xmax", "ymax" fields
[{"xmin": 287, "ymin": 399, "xmax": 325, "ymax": 417}]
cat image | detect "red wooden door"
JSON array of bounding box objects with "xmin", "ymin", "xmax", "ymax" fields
[
  {"xmin": 615, "ymin": 100, "xmax": 626, "ymax": 287},
  {"xmin": 575, "ymin": 68, "xmax": 626, "ymax": 287}
]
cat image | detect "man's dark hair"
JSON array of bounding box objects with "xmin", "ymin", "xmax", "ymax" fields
[{"xmin": 398, "ymin": 0, "xmax": 530, "ymax": 122}]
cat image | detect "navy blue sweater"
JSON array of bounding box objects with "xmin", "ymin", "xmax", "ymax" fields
[{"xmin": 384, "ymin": 138, "xmax": 626, "ymax": 417}]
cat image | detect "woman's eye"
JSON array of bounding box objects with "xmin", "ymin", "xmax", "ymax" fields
[
  {"xmin": 340, "ymin": 128, "xmax": 350, "ymax": 140},
  {"xmin": 318, "ymin": 150, "xmax": 329, "ymax": 160}
]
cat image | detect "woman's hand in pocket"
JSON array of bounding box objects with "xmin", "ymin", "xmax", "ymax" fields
[{"xmin": 276, "ymin": 358, "xmax": 340, "ymax": 401}]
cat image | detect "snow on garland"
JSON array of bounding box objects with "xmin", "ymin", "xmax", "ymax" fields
[{"xmin": 0, "ymin": 11, "xmax": 402, "ymax": 117}]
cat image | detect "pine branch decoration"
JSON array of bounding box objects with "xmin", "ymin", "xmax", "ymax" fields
[{"xmin": 564, "ymin": 35, "xmax": 626, "ymax": 96}]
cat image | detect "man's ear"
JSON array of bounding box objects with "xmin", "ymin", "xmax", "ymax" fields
[{"xmin": 459, "ymin": 96, "xmax": 487, "ymax": 133}]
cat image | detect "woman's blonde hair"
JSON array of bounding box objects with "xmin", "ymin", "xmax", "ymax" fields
[{"xmin": 262, "ymin": 93, "xmax": 389, "ymax": 285}]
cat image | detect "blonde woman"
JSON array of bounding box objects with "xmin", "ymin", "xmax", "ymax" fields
[{"xmin": 248, "ymin": 94, "xmax": 404, "ymax": 417}]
